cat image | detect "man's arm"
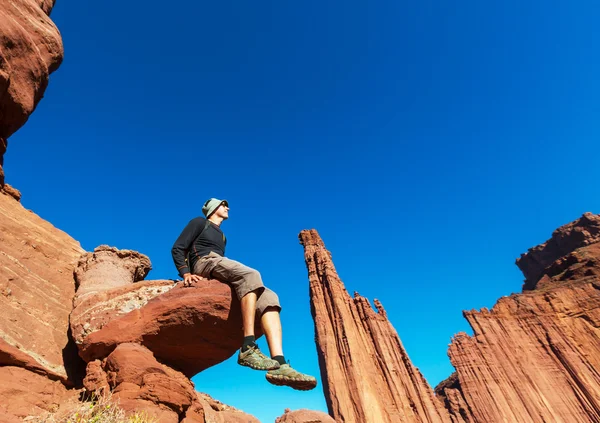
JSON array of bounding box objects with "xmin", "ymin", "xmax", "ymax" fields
[{"xmin": 171, "ymin": 217, "xmax": 205, "ymax": 277}]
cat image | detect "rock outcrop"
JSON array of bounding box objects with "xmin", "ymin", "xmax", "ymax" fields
[
  {"xmin": 0, "ymin": 366, "xmax": 76, "ymax": 422},
  {"xmin": 0, "ymin": 0, "xmax": 63, "ymax": 188},
  {"xmin": 0, "ymin": 188, "xmax": 84, "ymax": 382},
  {"xmin": 299, "ymin": 230, "xmax": 452, "ymax": 423},
  {"xmin": 275, "ymin": 408, "xmax": 336, "ymax": 423},
  {"xmin": 81, "ymin": 343, "xmax": 260, "ymax": 423},
  {"xmin": 440, "ymin": 212, "xmax": 600, "ymax": 423},
  {"xmin": 516, "ymin": 212, "xmax": 600, "ymax": 291},
  {"xmin": 70, "ymin": 245, "xmax": 258, "ymax": 377}
]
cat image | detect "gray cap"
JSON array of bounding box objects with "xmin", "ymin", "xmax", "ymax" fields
[{"xmin": 202, "ymin": 198, "xmax": 229, "ymax": 218}]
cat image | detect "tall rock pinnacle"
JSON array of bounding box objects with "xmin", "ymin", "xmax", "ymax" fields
[{"xmin": 299, "ymin": 230, "xmax": 452, "ymax": 423}]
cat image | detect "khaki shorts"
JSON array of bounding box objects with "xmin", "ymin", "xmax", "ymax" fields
[{"xmin": 192, "ymin": 251, "xmax": 281, "ymax": 315}]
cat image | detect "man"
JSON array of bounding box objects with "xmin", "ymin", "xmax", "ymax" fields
[{"xmin": 171, "ymin": 198, "xmax": 316, "ymax": 391}]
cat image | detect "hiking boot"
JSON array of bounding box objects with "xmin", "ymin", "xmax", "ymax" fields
[
  {"xmin": 237, "ymin": 346, "xmax": 280, "ymax": 371},
  {"xmin": 265, "ymin": 364, "xmax": 317, "ymax": 391}
]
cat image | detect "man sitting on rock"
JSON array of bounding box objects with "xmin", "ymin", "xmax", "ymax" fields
[{"xmin": 171, "ymin": 198, "xmax": 316, "ymax": 391}]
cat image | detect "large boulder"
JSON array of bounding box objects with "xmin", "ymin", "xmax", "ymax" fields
[
  {"xmin": 72, "ymin": 246, "xmax": 261, "ymax": 377},
  {"xmin": 83, "ymin": 343, "xmax": 259, "ymax": 423}
]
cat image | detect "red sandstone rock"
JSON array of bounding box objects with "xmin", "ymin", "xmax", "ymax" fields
[
  {"xmin": 442, "ymin": 213, "xmax": 600, "ymax": 423},
  {"xmin": 82, "ymin": 343, "xmax": 259, "ymax": 423},
  {"xmin": 73, "ymin": 246, "xmax": 152, "ymax": 298},
  {"xmin": 83, "ymin": 360, "xmax": 110, "ymax": 394},
  {"xmin": 1, "ymin": 183, "xmax": 21, "ymax": 201},
  {"xmin": 77, "ymin": 280, "xmax": 257, "ymax": 377},
  {"xmin": 189, "ymin": 393, "xmax": 261, "ymax": 423},
  {"xmin": 104, "ymin": 343, "xmax": 195, "ymax": 421},
  {"xmin": 517, "ymin": 212, "xmax": 600, "ymax": 290},
  {"xmin": 434, "ymin": 373, "xmax": 473, "ymax": 423},
  {"xmin": 71, "ymin": 245, "xmax": 259, "ymax": 376},
  {"xmin": 275, "ymin": 408, "xmax": 336, "ymax": 422},
  {"xmin": 0, "ymin": 189, "xmax": 84, "ymax": 382},
  {"xmin": 299, "ymin": 229, "xmax": 452, "ymax": 423},
  {"xmin": 0, "ymin": 0, "xmax": 63, "ymax": 188},
  {"xmin": 70, "ymin": 279, "xmax": 176, "ymax": 344},
  {"xmin": 0, "ymin": 366, "xmax": 75, "ymax": 420},
  {"xmin": 70, "ymin": 246, "xmax": 173, "ymax": 345}
]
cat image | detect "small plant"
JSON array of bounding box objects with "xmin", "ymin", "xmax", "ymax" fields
[{"xmin": 26, "ymin": 392, "xmax": 155, "ymax": 423}]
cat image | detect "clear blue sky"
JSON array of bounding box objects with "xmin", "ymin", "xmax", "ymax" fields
[{"xmin": 6, "ymin": 1, "xmax": 600, "ymax": 422}]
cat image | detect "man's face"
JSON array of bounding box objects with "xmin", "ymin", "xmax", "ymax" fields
[{"xmin": 215, "ymin": 203, "xmax": 229, "ymax": 220}]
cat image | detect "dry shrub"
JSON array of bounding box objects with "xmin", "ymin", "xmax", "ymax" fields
[{"xmin": 25, "ymin": 392, "xmax": 155, "ymax": 423}]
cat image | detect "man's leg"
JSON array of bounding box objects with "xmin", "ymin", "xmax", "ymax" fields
[
  {"xmin": 261, "ymin": 307, "xmax": 283, "ymax": 358},
  {"xmin": 241, "ymin": 291, "xmax": 258, "ymax": 338},
  {"xmin": 256, "ymin": 291, "xmax": 317, "ymax": 391},
  {"xmin": 204, "ymin": 256, "xmax": 280, "ymax": 370}
]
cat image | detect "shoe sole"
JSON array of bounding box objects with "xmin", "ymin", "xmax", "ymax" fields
[
  {"xmin": 238, "ymin": 359, "xmax": 280, "ymax": 371},
  {"xmin": 265, "ymin": 374, "xmax": 317, "ymax": 391}
]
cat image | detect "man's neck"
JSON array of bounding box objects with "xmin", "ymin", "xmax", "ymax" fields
[{"xmin": 208, "ymin": 216, "xmax": 223, "ymax": 226}]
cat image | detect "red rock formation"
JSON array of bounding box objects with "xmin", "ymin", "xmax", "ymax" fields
[
  {"xmin": 299, "ymin": 229, "xmax": 452, "ymax": 423},
  {"xmin": 82, "ymin": 343, "xmax": 260, "ymax": 423},
  {"xmin": 0, "ymin": 201, "xmax": 261, "ymax": 422},
  {"xmin": 0, "ymin": 188, "xmax": 84, "ymax": 382},
  {"xmin": 0, "ymin": 2, "xmax": 263, "ymax": 421},
  {"xmin": 440, "ymin": 212, "xmax": 600, "ymax": 423},
  {"xmin": 77, "ymin": 280, "xmax": 254, "ymax": 377},
  {"xmin": 70, "ymin": 246, "xmax": 258, "ymax": 377},
  {"xmin": 276, "ymin": 408, "xmax": 336, "ymax": 423},
  {"xmin": 434, "ymin": 373, "xmax": 472, "ymax": 423},
  {"xmin": 184, "ymin": 393, "xmax": 261, "ymax": 423},
  {"xmin": 0, "ymin": 366, "xmax": 76, "ymax": 421},
  {"xmin": 0, "ymin": 0, "xmax": 63, "ymax": 188},
  {"xmin": 517, "ymin": 212, "xmax": 600, "ymax": 291}
]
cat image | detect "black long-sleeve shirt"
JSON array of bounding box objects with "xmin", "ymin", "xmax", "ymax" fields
[{"xmin": 171, "ymin": 217, "xmax": 226, "ymax": 277}]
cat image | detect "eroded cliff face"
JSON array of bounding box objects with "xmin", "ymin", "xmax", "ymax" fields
[
  {"xmin": 0, "ymin": 189, "xmax": 84, "ymax": 382},
  {"xmin": 299, "ymin": 230, "xmax": 452, "ymax": 423},
  {"xmin": 302, "ymin": 213, "xmax": 600, "ymax": 423},
  {"xmin": 438, "ymin": 212, "xmax": 600, "ymax": 423},
  {"xmin": 0, "ymin": 0, "xmax": 63, "ymax": 188}
]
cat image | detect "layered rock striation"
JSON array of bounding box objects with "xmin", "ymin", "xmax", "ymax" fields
[
  {"xmin": 439, "ymin": 212, "xmax": 600, "ymax": 423},
  {"xmin": 0, "ymin": 0, "xmax": 64, "ymax": 188},
  {"xmin": 299, "ymin": 230, "xmax": 452, "ymax": 423},
  {"xmin": 301, "ymin": 213, "xmax": 600, "ymax": 423},
  {"xmin": 0, "ymin": 188, "xmax": 84, "ymax": 382}
]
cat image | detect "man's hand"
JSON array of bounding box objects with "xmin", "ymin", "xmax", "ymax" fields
[{"xmin": 183, "ymin": 273, "xmax": 206, "ymax": 287}]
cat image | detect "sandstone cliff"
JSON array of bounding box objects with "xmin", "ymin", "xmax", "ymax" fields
[
  {"xmin": 438, "ymin": 212, "xmax": 600, "ymax": 423},
  {"xmin": 0, "ymin": 0, "xmax": 63, "ymax": 188},
  {"xmin": 299, "ymin": 230, "xmax": 452, "ymax": 423},
  {"xmin": 301, "ymin": 213, "xmax": 600, "ymax": 423},
  {"xmin": 0, "ymin": 186, "xmax": 84, "ymax": 383}
]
